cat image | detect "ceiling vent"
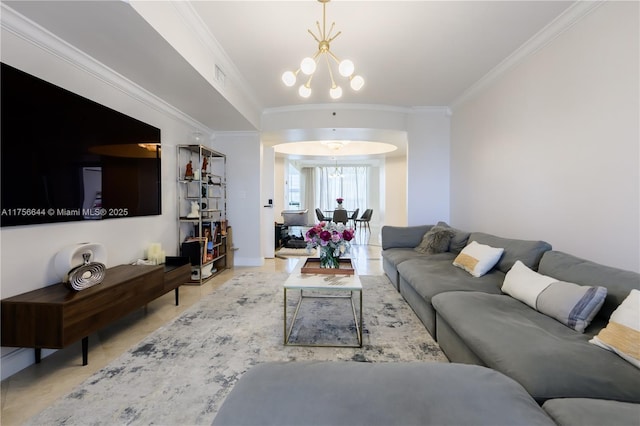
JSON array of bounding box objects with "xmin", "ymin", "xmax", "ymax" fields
[{"xmin": 215, "ymin": 65, "xmax": 226, "ymax": 87}]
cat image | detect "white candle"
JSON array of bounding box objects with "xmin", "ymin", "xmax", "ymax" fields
[{"xmin": 147, "ymin": 243, "xmax": 161, "ymax": 259}]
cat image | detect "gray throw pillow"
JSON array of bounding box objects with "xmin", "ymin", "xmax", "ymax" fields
[
  {"xmin": 415, "ymin": 226, "xmax": 455, "ymax": 254},
  {"xmin": 436, "ymin": 221, "xmax": 471, "ymax": 254}
]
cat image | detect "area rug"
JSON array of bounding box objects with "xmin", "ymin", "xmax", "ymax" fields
[{"xmin": 26, "ymin": 272, "xmax": 447, "ymax": 425}]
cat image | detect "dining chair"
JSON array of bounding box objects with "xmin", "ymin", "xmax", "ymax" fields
[
  {"xmin": 332, "ymin": 209, "xmax": 349, "ymax": 225},
  {"xmin": 315, "ymin": 208, "xmax": 332, "ymax": 222},
  {"xmin": 355, "ymin": 209, "xmax": 373, "ymax": 232},
  {"xmin": 348, "ymin": 208, "xmax": 360, "ymax": 228}
]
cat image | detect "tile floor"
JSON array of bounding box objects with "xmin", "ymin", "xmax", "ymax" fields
[{"xmin": 1, "ymin": 228, "xmax": 383, "ymax": 425}]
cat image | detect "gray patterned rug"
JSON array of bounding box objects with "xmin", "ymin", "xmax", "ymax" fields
[{"xmin": 27, "ymin": 272, "xmax": 447, "ymax": 425}]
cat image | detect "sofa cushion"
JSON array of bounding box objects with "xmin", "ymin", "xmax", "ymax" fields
[
  {"xmin": 415, "ymin": 226, "xmax": 454, "ymax": 254},
  {"xmin": 538, "ymin": 251, "xmax": 640, "ymax": 330},
  {"xmin": 382, "ymin": 247, "xmax": 432, "ymax": 268},
  {"xmin": 397, "ymin": 257, "xmax": 504, "ymax": 302},
  {"xmin": 432, "ymin": 291, "xmax": 640, "ymax": 403},
  {"xmin": 381, "ymin": 225, "xmax": 432, "ymax": 250},
  {"xmin": 542, "ymin": 398, "xmax": 640, "ymax": 426},
  {"xmin": 503, "ymin": 261, "xmax": 607, "ymax": 333},
  {"xmin": 453, "ymin": 241, "xmax": 504, "ymax": 277},
  {"xmin": 213, "ymin": 361, "xmax": 556, "ymax": 426},
  {"xmin": 436, "ymin": 221, "xmax": 471, "ymax": 254},
  {"xmin": 590, "ymin": 289, "xmax": 640, "ymax": 368},
  {"xmin": 469, "ymin": 232, "xmax": 551, "ymax": 273}
]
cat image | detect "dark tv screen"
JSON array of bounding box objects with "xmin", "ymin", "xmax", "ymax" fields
[{"xmin": 1, "ymin": 63, "xmax": 162, "ymax": 227}]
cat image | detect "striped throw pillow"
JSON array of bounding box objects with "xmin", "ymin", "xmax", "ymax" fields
[
  {"xmin": 590, "ymin": 289, "xmax": 640, "ymax": 368},
  {"xmin": 503, "ymin": 260, "xmax": 607, "ymax": 333}
]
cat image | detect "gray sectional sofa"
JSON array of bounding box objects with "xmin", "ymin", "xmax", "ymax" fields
[
  {"xmin": 212, "ymin": 222, "xmax": 639, "ymax": 425},
  {"xmin": 214, "ymin": 363, "xmax": 639, "ymax": 426},
  {"xmin": 214, "ymin": 362, "xmax": 558, "ymax": 426},
  {"xmin": 382, "ymin": 222, "xmax": 640, "ymax": 405}
]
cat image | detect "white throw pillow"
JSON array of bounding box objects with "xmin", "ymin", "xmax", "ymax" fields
[
  {"xmin": 590, "ymin": 289, "xmax": 640, "ymax": 368},
  {"xmin": 503, "ymin": 261, "xmax": 607, "ymax": 333},
  {"xmin": 452, "ymin": 241, "xmax": 504, "ymax": 277},
  {"xmin": 502, "ymin": 260, "xmax": 557, "ymax": 308}
]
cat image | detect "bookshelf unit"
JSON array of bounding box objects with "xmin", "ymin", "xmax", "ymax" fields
[{"xmin": 177, "ymin": 144, "xmax": 228, "ymax": 285}]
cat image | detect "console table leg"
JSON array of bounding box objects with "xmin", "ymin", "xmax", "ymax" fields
[
  {"xmin": 82, "ymin": 337, "xmax": 88, "ymax": 366},
  {"xmin": 175, "ymin": 288, "xmax": 179, "ymax": 306},
  {"xmin": 35, "ymin": 348, "xmax": 41, "ymax": 364}
]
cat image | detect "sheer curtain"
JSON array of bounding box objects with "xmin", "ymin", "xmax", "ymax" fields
[
  {"xmin": 301, "ymin": 167, "xmax": 315, "ymax": 224},
  {"xmin": 314, "ymin": 166, "xmax": 368, "ymax": 214}
]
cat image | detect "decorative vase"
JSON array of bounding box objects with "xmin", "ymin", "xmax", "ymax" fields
[
  {"xmin": 319, "ymin": 245, "xmax": 340, "ymax": 268},
  {"xmin": 336, "ymin": 202, "xmax": 345, "ymax": 210}
]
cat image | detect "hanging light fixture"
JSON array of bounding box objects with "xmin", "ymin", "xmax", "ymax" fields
[
  {"xmin": 281, "ymin": 0, "xmax": 364, "ymax": 100},
  {"xmin": 329, "ymin": 158, "xmax": 343, "ymax": 178},
  {"xmin": 320, "ymin": 140, "xmax": 349, "ymax": 152}
]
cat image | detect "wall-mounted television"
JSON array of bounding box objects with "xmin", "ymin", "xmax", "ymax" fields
[{"xmin": 1, "ymin": 63, "xmax": 162, "ymax": 227}]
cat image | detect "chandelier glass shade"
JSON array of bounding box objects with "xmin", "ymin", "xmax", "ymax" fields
[{"xmin": 281, "ymin": 0, "xmax": 364, "ymax": 100}]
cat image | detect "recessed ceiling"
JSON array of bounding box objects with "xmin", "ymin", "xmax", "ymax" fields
[
  {"xmin": 2, "ymin": 0, "xmax": 575, "ymax": 164},
  {"xmin": 274, "ymin": 140, "xmax": 397, "ymax": 156},
  {"xmin": 191, "ymin": 1, "xmax": 574, "ymax": 108},
  {"xmin": 5, "ymin": 1, "xmax": 574, "ymax": 119}
]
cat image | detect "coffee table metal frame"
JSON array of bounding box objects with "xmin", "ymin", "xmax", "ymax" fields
[{"xmin": 283, "ymin": 269, "xmax": 362, "ymax": 348}]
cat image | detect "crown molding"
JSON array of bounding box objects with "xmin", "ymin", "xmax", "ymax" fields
[
  {"xmin": 0, "ymin": 3, "xmax": 210, "ymax": 133},
  {"xmin": 213, "ymin": 131, "xmax": 260, "ymax": 139},
  {"xmin": 263, "ymin": 104, "xmax": 452, "ymax": 117},
  {"xmin": 169, "ymin": 0, "xmax": 263, "ymax": 113},
  {"xmin": 450, "ymin": 0, "xmax": 605, "ymax": 111},
  {"xmin": 263, "ymin": 103, "xmax": 414, "ymax": 116},
  {"xmin": 410, "ymin": 106, "xmax": 453, "ymax": 117}
]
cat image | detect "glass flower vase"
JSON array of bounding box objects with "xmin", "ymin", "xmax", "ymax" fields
[{"xmin": 319, "ymin": 246, "xmax": 340, "ymax": 268}]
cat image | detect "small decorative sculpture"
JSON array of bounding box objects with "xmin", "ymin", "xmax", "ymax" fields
[
  {"xmin": 185, "ymin": 160, "xmax": 194, "ymax": 180},
  {"xmin": 54, "ymin": 242, "xmax": 107, "ymax": 291},
  {"xmin": 65, "ymin": 252, "xmax": 106, "ymax": 291},
  {"xmin": 202, "ymin": 156, "xmax": 208, "ymax": 173},
  {"xmin": 187, "ymin": 201, "xmax": 200, "ymax": 218}
]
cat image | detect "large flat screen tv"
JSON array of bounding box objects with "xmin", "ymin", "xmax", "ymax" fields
[{"xmin": 1, "ymin": 63, "xmax": 162, "ymax": 227}]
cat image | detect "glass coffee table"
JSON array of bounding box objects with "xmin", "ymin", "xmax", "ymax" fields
[{"xmin": 283, "ymin": 259, "xmax": 363, "ymax": 347}]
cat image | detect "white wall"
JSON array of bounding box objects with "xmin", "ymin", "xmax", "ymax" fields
[
  {"xmin": 406, "ymin": 108, "xmax": 451, "ymax": 226},
  {"xmin": 368, "ymin": 165, "xmax": 382, "ymax": 228},
  {"xmin": 450, "ymin": 1, "xmax": 639, "ymax": 272},
  {"xmin": 384, "ymin": 155, "xmax": 408, "ymax": 226},
  {"xmin": 0, "ymin": 23, "xmax": 207, "ymax": 378},
  {"xmin": 273, "ymin": 156, "xmax": 286, "ymax": 223},
  {"xmin": 214, "ymin": 132, "xmax": 264, "ymax": 266},
  {"xmin": 261, "ymin": 146, "xmax": 275, "ymax": 258}
]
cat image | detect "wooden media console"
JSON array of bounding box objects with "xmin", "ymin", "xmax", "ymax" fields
[{"xmin": 1, "ymin": 259, "xmax": 190, "ymax": 366}]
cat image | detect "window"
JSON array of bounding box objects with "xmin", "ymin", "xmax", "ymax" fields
[
  {"xmin": 315, "ymin": 166, "xmax": 368, "ymax": 212},
  {"xmin": 284, "ymin": 161, "xmax": 370, "ymax": 217}
]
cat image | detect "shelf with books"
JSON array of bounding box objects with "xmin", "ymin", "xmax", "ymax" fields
[{"xmin": 177, "ymin": 144, "xmax": 229, "ymax": 285}]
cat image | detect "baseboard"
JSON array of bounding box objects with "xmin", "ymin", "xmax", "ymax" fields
[
  {"xmin": 1, "ymin": 347, "xmax": 55, "ymax": 381},
  {"xmin": 233, "ymin": 257, "xmax": 265, "ymax": 267}
]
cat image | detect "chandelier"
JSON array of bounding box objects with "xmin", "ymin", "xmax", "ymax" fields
[
  {"xmin": 329, "ymin": 158, "xmax": 343, "ymax": 178},
  {"xmin": 281, "ymin": 0, "xmax": 364, "ymax": 100}
]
